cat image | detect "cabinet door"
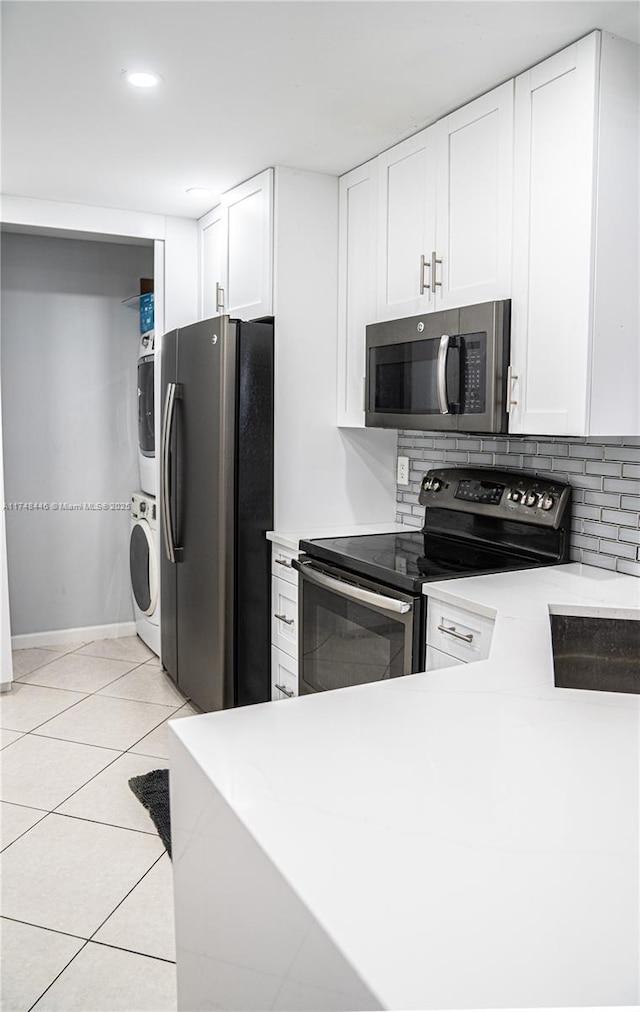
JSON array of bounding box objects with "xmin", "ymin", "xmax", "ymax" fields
[
  {"xmin": 425, "ymin": 645, "xmax": 462, "ymax": 671},
  {"xmin": 376, "ymin": 128, "xmax": 436, "ymax": 321},
  {"xmin": 271, "ymin": 575, "xmax": 298, "ymax": 659},
  {"xmin": 271, "ymin": 645, "xmax": 298, "ymax": 700},
  {"xmin": 198, "ymin": 204, "xmax": 226, "ymax": 320},
  {"xmin": 337, "ymin": 160, "xmax": 378, "ymax": 426},
  {"xmin": 223, "ymin": 168, "xmax": 273, "ymax": 320},
  {"xmin": 509, "ymin": 34, "xmax": 599, "ymax": 435},
  {"xmin": 426, "ymin": 599, "xmax": 494, "ymax": 662},
  {"xmin": 271, "ymin": 543, "xmax": 299, "ymax": 585},
  {"xmin": 435, "ymin": 81, "xmax": 514, "ymax": 310}
]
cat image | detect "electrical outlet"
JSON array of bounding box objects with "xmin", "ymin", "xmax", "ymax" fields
[{"xmin": 397, "ymin": 456, "xmax": 410, "ymax": 486}]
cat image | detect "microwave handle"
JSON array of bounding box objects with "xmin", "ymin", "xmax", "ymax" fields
[{"xmin": 437, "ymin": 334, "xmax": 450, "ymax": 414}]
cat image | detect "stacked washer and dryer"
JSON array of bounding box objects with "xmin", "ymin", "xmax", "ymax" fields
[{"xmin": 130, "ymin": 325, "xmax": 160, "ymax": 656}]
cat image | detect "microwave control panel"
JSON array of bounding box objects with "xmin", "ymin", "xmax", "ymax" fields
[
  {"xmin": 419, "ymin": 467, "xmax": 571, "ymax": 530},
  {"xmin": 460, "ymin": 334, "xmax": 486, "ymax": 414}
]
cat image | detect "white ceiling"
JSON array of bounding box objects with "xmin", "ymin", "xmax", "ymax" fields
[{"xmin": 2, "ymin": 1, "xmax": 639, "ymax": 220}]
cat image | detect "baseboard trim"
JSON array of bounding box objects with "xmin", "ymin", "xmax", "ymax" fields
[{"xmin": 11, "ymin": 621, "xmax": 138, "ymax": 651}]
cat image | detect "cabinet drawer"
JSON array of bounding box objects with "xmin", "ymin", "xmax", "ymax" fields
[
  {"xmin": 271, "ymin": 645, "xmax": 298, "ymax": 701},
  {"xmin": 425, "ymin": 645, "xmax": 463, "ymax": 671},
  {"xmin": 271, "ymin": 577, "xmax": 298, "ymax": 658},
  {"xmin": 271, "ymin": 544, "xmax": 299, "ymax": 585},
  {"xmin": 426, "ymin": 599, "xmax": 494, "ymax": 662}
]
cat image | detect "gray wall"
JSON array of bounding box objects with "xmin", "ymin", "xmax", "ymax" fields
[
  {"xmin": 1, "ymin": 232, "xmax": 153, "ymax": 635},
  {"xmin": 396, "ymin": 433, "xmax": 640, "ymax": 577}
]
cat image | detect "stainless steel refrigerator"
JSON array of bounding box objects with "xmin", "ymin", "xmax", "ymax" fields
[{"xmin": 160, "ymin": 316, "xmax": 274, "ymax": 712}]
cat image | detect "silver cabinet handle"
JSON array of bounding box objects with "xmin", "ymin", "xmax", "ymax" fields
[
  {"xmin": 437, "ymin": 623, "xmax": 474, "ymax": 643},
  {"xmin": 431, "ymin": 250, "xmax": 442, "ymax": 294},
  {"xmin": 506, "ymin": 365, "xmax": 518, "ymax": 412},
  {"xmin": 420, "ymin": 253, "xmax": 431, "ymax": 295},
  {"xmin": 275, "ymin": 557, "xmax": 293, "ymax": 568},
  {"xmin": 275, "ymin": 683, "xmax": 295, "ymax": 698},
  {"xmin": 274, "ymin": 613, "xmax": 295, "ymax": 626},
  {"xmin": 294, "ymin": 561, "xmax": 412, "ymax": 616},
  {"xmin": 437, "ymin": 334, "xmax": 450, "ymax": 415},
  {"xmin": 215, "ymin": 281, "xmax": 225, "ymax": 314}
]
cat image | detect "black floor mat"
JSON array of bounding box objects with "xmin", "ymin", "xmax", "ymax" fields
[{"xmin": 128, "ymin": 768, "xmax": 172, "ymax": 858}]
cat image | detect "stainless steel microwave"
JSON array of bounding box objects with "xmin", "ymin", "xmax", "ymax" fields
[{"xmin": 365, "ymin": 300, "xmax": 511, "ymax": 433}]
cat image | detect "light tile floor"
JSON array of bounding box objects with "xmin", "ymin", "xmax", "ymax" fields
[{"xmin": 1, "ymin": 636, "xmax": 199, "ymax": 1012}]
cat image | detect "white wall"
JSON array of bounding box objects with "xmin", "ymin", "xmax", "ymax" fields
[{"xmin": 1, "ymin": 232, "xmax": 153, "ymax": 635}]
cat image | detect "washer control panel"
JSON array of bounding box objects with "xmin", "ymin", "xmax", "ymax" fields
[
  {"xmin": 419, "ymin": 467, "xmax": 571, "ymax": 529},
  {"xmin": 131, "ymin": 492, "xmax": 157, "ymax": 523}
]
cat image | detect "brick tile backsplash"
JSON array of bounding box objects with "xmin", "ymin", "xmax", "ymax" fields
[{"xmin": 395, "ymin": 433, "xmax": 640, "ymax": 575}]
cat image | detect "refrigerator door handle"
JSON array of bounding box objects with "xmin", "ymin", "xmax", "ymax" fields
[{"xmin": 161, "ymin": 382, "xmax": 182, "ymax": 563}]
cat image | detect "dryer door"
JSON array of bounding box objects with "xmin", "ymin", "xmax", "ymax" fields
[
  {"xmin": 138, "ymin": 354, "xmax": 155, "ymax": 457},
  {"xmin": 130, "ymin": 519, "xmax": 158, "ymax": 617}
]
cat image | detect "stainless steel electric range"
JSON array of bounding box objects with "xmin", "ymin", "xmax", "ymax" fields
[{"xmin": 293, "ymin": 467, "xmax": 572, "ymax": 694}]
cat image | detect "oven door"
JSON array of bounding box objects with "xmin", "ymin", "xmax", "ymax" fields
[{"xmin": 293, "ymin": 558, "xmax": 423, "ymax": 695}]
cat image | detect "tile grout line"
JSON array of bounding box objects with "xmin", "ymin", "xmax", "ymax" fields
[
  {"xmin": 1, "ymin": 683, "xmax": 186, "ymax": 743},
  {"xmin": 86, "ymin": 849, "xmax": 170, "ymax": 945},
  {"xmin": 89, "ymin": 936, "xmax": 177, "ymax": 965},
  {"xmin": 1, "ymin": 913, "xmax": 89, "ymax": 943},
  {"xmin": 25, "ymin": 939, "xmax": 92, "ymax": 1012},
  {"xmin": 11, "ymin": 654, "xmax": 153, "ymax": 693},
  {"xmin": 0, "ymin": 808, "xmax": 49, "ymax": 854}
]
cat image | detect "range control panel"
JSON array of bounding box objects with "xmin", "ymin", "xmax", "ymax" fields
[{"xmin": 419, "ymin": 467, "xmax": 572, "ymax": 529}]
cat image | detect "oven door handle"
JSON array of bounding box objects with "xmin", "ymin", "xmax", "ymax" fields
[{"xmin": 293, "ymin": 560, "xmax": 413, "ymax": 615}]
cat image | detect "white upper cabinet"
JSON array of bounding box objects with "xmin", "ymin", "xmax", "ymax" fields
[
  {"xmin": 198, "ymin": 204, "xmax": 226, "ymax": 320},
  {"xmin": 337, "ymin": 159, "xmax": 378, "ymax": 426},
  {"xmin": 375, "ymin": 81, "xmax": 513, "ymax": 322},
  {"xmin": 376, "ymin": 128, "xmax": 436, "ymax": 320},
  {"xmin": 223, "ymin": 168, "xmax": 273, "ymax": 320},
  {"xmin": 435, "ymin": 82, "xmax": 513, "ymax": 310},
  {"xmin": 509, "ymin": 32, "xmax": 639, "ymax": 436},
  {"xmin": 198, "ymin": 168, "xmax": 273, "ymax": 322}
]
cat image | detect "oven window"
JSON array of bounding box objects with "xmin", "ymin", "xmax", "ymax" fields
[
  {"xmin": 138, "ymin": 356, "xmax": 155, "ymax": 456},
  {"xmin": 370, "ymin": 339, "xmax": 440, "ymax": 414},
  {"xmin": 300, "ymin": 580, "xmax": 410, "ymax": 693}
]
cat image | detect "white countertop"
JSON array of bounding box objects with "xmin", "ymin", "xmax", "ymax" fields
[
  {"xmin": 170, "ymin": 563, "xmax": 640, "ymax": 1009},
  {"xmin": 267, "ymin": 522, "xmax": 407, "ymax": 552}
]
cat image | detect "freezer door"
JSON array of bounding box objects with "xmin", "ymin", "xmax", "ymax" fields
[{"xmin": 174, "ymin": 316, "xmax": 237, "ymax": 712}]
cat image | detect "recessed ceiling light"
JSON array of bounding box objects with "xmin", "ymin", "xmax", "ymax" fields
[
  {"xmin": 126, "ymin": 70, "xmax": 163, "ymax": 89},
  {"xmin": 186, "ymin": 187, "xmax": 212, "ymax": 199}
]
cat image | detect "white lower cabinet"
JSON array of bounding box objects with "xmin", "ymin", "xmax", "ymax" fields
[
  {"xmin": 270, "ymin": 543, "xmax": 299, "ymax": 699},
  {"xmin": 425, "ymin": 598, "xmax": 495, "ymax": 669},
  {"xmin": 271, "ymin": 646, "xmax": 298, "ymax": 701},
  {"xmin": 425, "ymin": 645, "xmax": 463, "ymax": 671},
  {"xmin": 271, "ymin": 576, "xmax": 298, "ymax": 657}
]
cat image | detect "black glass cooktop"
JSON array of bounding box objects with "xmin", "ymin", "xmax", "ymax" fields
[{"xmin": 298, "ymin": 532, "xmax": 543, "ymax": 594}]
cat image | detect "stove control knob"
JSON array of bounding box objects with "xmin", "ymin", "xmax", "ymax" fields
[
  {"xmin": 539, "ymin": 493, "xmax": 555, "ymax": 511},
  {"xmin": 524, "ymin": 490, "xmax": 537, "ymax": 507},
  {"xmin": 507, "ymin": 488, "xmax": 521, "ymax": 503}
]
